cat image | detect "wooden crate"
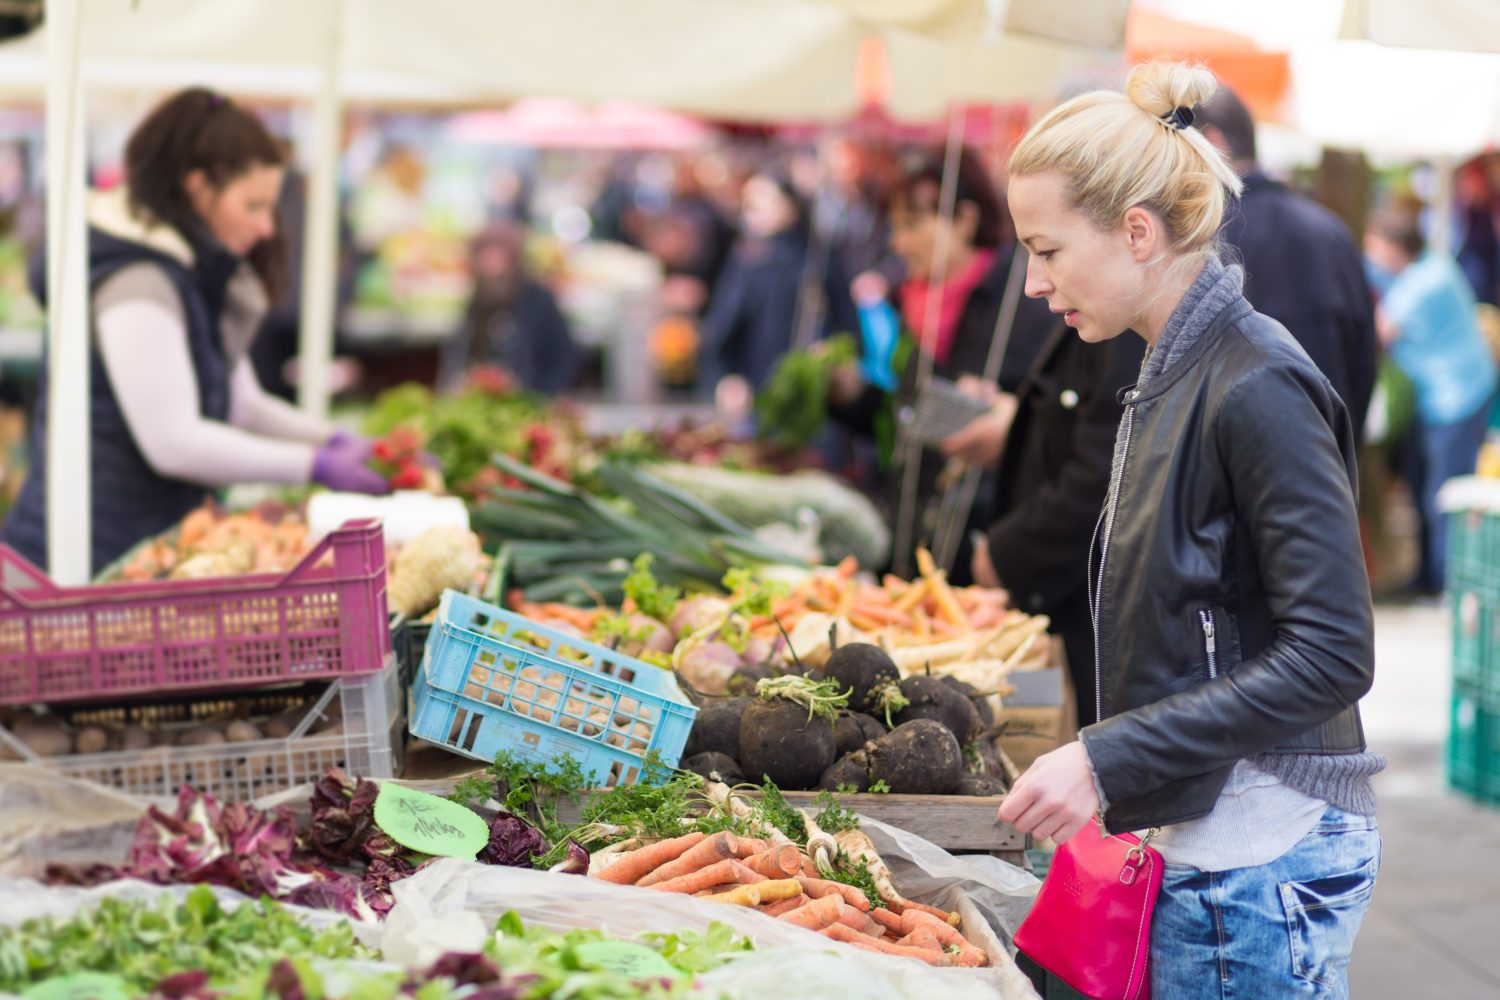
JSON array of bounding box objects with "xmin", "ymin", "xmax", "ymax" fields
[{"xmin": 556, "ymin": 789, "xmax": 1028, "ymax": 866}]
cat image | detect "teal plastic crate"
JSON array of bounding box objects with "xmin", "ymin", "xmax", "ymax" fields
[
  {"xmin": 407, "ymin": 590, "xmax": 697, "ymax": 787},
  {"xmin": 1448, "ymin": 680, "xmax": 1500, "ymax": 806}
]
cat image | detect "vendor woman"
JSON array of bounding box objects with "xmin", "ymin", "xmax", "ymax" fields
[{"xmin": 4, "ymin": 88, "xmax": 387, "ymax": 575}]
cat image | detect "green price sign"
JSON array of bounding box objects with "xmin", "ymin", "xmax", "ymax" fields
[{"xmin": 373, "ymin": 783, "xmax": 489, "ymax": 859}]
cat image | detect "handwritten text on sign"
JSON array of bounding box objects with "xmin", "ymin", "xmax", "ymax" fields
[{"xmin": 373, "ymin": 783, "xmax": 490, "ymax": 859}]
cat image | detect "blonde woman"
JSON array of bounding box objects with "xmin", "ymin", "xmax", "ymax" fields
[{"xmin": 997, "ymin": 64, "xmax": 1384, "ymax": 997}]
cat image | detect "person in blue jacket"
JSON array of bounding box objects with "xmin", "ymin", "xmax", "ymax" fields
[{"xmin": 1366, "ymin": 202, "xmax": 1499, "ymax": 596}]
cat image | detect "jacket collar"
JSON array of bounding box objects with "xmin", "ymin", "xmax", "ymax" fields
[
  {"xmin": 1118, "ymin": 296, "xmax": 1256, "ymax": 404},
  {"xmin": 86, "ymin": 187, "xmax": 196, "ymax": 267}
]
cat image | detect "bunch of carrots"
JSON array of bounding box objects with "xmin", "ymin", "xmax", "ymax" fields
[{"xmin": 588, "ymin": 830, "xmax": 988, "ymax": 968}]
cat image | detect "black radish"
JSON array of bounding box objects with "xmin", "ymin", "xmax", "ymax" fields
[{"xmin": 867, "ymin": 719, "xmax": 963, "ymax": 794}]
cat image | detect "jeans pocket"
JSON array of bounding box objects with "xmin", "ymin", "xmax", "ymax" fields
[{"xmin": 1279, "ymin": 855, "xmax": 1379, "ymax": 989}]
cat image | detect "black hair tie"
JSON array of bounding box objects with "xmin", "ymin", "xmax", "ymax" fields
[{"xmin": 1161, "ymin": 106, "xmax": 1194, "ymax": 130}]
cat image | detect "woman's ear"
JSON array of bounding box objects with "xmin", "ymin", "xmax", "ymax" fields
[
  {"xmin": 1122, "ymin": 205, "xmax": 1159, "ymax": 263},
  {"xmin": 183, "ymin": 169, "xmax": 212, "ymax": 213}
]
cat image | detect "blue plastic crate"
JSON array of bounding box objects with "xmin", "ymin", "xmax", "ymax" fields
[
  {"xmin": 1448, "ymin": 680, "xmax": 1500, "ymax": 806},
  {"xmin": 408, "ymin": 590, "xmax": 698, "ymax": 786}
]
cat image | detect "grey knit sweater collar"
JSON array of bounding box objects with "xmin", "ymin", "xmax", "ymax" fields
[{"xmin": 1136, "ymin": 255, "xmax": 1244, "ymax": 390}]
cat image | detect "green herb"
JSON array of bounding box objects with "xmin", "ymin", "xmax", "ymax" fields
[
  {"xmin": 470, "ymin": 750, "xmax": 589, "ymax": 855},
  {"xmin": 869, "ymin": 778, "xmax": 892, "ymax": 794},
  {"xmin": 576, "ymin": 754, "xmax": 725, "ymax": 845},
  {"xmin": 827, "ymin": 856, "xmax": 883, "ymax": 910},
  {"xmin": 754, "ymin": 334, "xmax": 858, "ymax": 450},
  {"xmin": 754, "ymin": 778, "xmax": 807, "ymax": 845},
  {"xmin": 447, "ymin": 773, "xmax": 496, "ymax": 809},
  {"xmin": 0, "ymin": 886, "xmax": 368, "ymax": 996},
  {"xmin": 623, "ymin": 553, "xmax": 681, "ymax": 622},
  {"xmin": 811, "ymin": 789, "xmax": 860, "ymax": 835}
]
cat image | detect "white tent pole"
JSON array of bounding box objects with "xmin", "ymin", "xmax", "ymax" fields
[
  {"xmin": 1429, "ymin": 155, "xmax": 1456, "ymax": 257},
  {"xmin": 296, "ymin": 0, "xmax": 348, "ymax": 420},
  {"xmin": 44, "ymin": 0, "xmax": 90, "ymax": 584}
]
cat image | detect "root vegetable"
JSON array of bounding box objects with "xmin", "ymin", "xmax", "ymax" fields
[
  {"xmin": 954, "ymin": 773, "xmax": 1007, "ymax": 796},
  {"xmin": 678, "ymin": 641, "xmax": 743, "ymax": 696},
  {"xmin": 795, "ymin": 876, "xmax": 873, "ymax": 912},
  {"xmin": 901, "ymin": 909, "xmax": 986, "ymax": 966},
  {"xmin": 941, "ymin": 676, "xmax": 994, "ymax": 731},
  {"xmin": 592, "ymin": 832, "xmax": 706, "ymax": 884},
  {"xmin": 834, "ymin": 712, "xmax": 886, "ymax": 758},
  {"xmin": 74, "ymin": 726, "xmax": 109, "ymax": 755},
  {"xmin": 680, "ymin": 751, "xmax": 744, "ymax": 786},
  {"xmin": 800, "ymin": 809, "xmax": 838, "ymax": 877},
  {"xmin": 820, "ymin": 923, "xmax": 954, "ymax": 966},
  {"xmin": 833, "ymin": 828, "xmax": 910, "ymax": 912},
  {"xmin": 706, "ymin": 878, "xmax": 801, "ymax": 908},
  {"xmin": 120, "ymin": 725, "xmax": 152, "ymax": 751},
  {"xmin": 224, "ymin": 720, "xmax": 263, "ymax": 743},
  {"xmin": 738, "ymin": 699, "xmax": 836, "ymax": 790},
  {"xmin": 648, "ymin": 858, "xmax": 763, "ymax": 895},
  {"xmin": 760, "ymin": 894, "xmax": 809, "ymax": 917},
  {"xmin": 703, "ymin": 781, "xmax": 795, "ymax": 846},
  {"xmin": 637, "ymin": 831, "xmax": 740, "ymax": 887},
  {"xmin": 388, "ymin": 526, "xmax": 483, "ymax": 617},
  {"xmin": 897, "ymin": 926, "xmax": 943, "ymax": 952},
  {"xmin": 732, "ymin": 838, "xmax": 771, "ymax": 859},
  {"xmin": 777, "ymin": 893, "xmax": 846, "ymax": 931},
  {"xmin": 894, "ymin": 675, "xmax": 981, "ymax": 745},
  {"xmin": 868, "ymin": 908, "xmax": 903, "ymax": 933},
  {"xmin": 681, "ymin": 697, "xmax": 749, "ymax": 761},
  {"xmin": 900, "ymin": 900, "xmax": 961, "ymax": 926},
  {"xmin": 586, "ymin": 838, "xmax": 641, "ymax": 878},
  {"xmin": 741, "ymin": 845, "xmax": 802, "ymax": 880},
  {"xmin": 868, "ymin": 719, "xmax": 963, "ymax": 794},
  {"xmin": 725, "ymin": 662, "xmax": 777, "ymax": 697},
  {"xmin": 819, "ymin": 751, "xmax": 871, "ymax": 792},
  {"xmin": 824, "ymin": 644, "xmax": 906, "ymax": 725},
  {"xmin": 13, "ymin": 718, "xmax": 71, "ymax": 756},
  {"xmin": 670, "ymin": 595, "xmax": 733, "ymax": 637}
]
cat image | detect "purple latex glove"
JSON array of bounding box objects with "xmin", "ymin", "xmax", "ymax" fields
[
  {"xmin": 326, "ymin": 429, "xmax": 375, "ymax": 460},
  {"xmin": 313, "ymin": 439, "xmax": 390, "ymax": 495}
]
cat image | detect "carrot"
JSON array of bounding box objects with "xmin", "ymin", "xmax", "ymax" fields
[
  {"xmin": 867, "ymin": 908, "xmax": 903, "ymax": 933},
  {"xmin": 649, "ymin": 858, "xmax": 764, "ymax": 895},
  {"xmin": 742, "ymin": 846, "xmax": 803, "ymax": 880},
  {"xmin": 592, "ymin": 832, "xmax": 706, "ymax": 885},
  {"xmin": 637, "ymin": 831, "xmax": 739, "ymax": 887},
  {"xmin": 896, "ymin": 900, "xmax": 961, "ymax": 927},
  {"xmin": 794, "ymin": 875, "xmax": 872, "ymax": 912},
  {"xmin": 892, "ymin": 579, "xmax": 929, "ymax": 614},
  {"xmin": 835, "ymin": 555, "xmax": 859, "ymax": 578},
  {"xmin": 848, "ymin": 612, "xmax": 881, "ymax": 632},
  {"xmin": 716, "ymin": 878, "xmax": 800, "ymax": 908},
  {"xmin": 759, "ymin": 894, "xmax": 809, "ymax": 917},
  {"xmin": 900, "ymin": 910, "xmax": 987, "ymax": 967},
  {"xmin": 732, "ymin": 837, "xmax": 771, "ymax": 859},
  {"xmin": 801, "ymin": 858, "xmax": 822, "ymax": 878},
  {"xmin": 777, "ymin": 893, "xmax": 846, "ymax": 931},
  {"xmin": 702, "ymin": 883, "xmax": 764, "ymax": 907},
  {"xmin": 835, "ymin": 905, "xmax": 879, "ymax": 936},
  {"xmin": 851, "ymin": 603, "xmax": 912, "ymax": 626},
  {"xmin": 820, "ymin": 923, "xmax": 955, "ymax": 967},
  {"xmin": 896, "ymin": 925, "xmax": 943, "ymax": 952}
]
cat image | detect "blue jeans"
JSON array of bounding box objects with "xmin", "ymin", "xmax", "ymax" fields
[
  {"xmin": 1403, "ymin": 401, "xmax": 1491, "ymax": 592},
  {"xmin": 1150, "ymin": 807, "xmax": 1381, "ymax": 999}
]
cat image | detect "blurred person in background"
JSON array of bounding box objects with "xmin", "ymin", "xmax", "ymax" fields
[
  {"xmin": 829, "ymin": 145, "xmax": 1054, "ymax": 580},
  {"xmin": 1455, "ymin": 157, "xmax": 1499, "ymax": 307},
  {"xmin": 1366, "ymin": 202, "xmax": 1498, "ymax": 597},
  {"xmin": 438, "ymin": 219, "xmax": 578, "ymax": 396},
  {"xmin": 3, "ymin": 88, "xmax": 386, "ymax": 575},
  {"xmin": 697, "ymin": 168, "xmax": 858, "ymax": 395},
  {"xmin": 1195, "ymin": 85, "xmax": 1379, "ymax": 446}
]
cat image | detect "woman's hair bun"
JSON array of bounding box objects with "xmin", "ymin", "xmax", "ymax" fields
[{"xmin": 1124, "ymin": 62, "xmax": 1218, "ymax": 121}]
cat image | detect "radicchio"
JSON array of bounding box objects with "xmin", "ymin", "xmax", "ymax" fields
[{"xmin": 478, "ymin": 811, "xmax": 546, "ymax": 868}]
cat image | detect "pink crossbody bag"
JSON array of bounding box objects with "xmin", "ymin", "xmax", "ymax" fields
[{"xmin": 1013, "ymin": 818, "xmax": 1163, "ymax": 1000}]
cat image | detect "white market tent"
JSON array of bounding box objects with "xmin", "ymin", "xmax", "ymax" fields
[{"xmin": 11, "ymin": 0, "xmax": 1127, "ymax": 583}]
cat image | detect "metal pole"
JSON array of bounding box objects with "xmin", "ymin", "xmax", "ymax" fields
[
  {"xmin": 44, "ymin": 0, "xmax": 89, "ymax": 583},
  {"xmin": 296, "ymin": 0, "xmax": 348, "ymax": 420}
]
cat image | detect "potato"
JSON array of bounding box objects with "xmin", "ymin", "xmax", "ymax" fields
[
  {"xmin": 14, "ymin": 718, "xmax": 72, "ymax": 756},
  {"xmin": 177, "ymin": 726, "xmax": 228, "ymax": 747},
  {"xmin": 74, "ymin": 725, "xmax": 110, "ymax": 755},
  {"xmin": 225, "ymin": 720, "xmax": 263, "ymax": 743}
]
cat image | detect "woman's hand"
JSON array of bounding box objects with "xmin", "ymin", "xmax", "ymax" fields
[
  {"xmin": 970, "ymin": 534, "xmax": 1002, "ymax": 589},
  {"xmin": 941, "ymin": 393, "xmax": 1018, "ymax": 467},
  {"xmin": 997, "ymin": 741, "xmax": 1101, "ymax": 845}
]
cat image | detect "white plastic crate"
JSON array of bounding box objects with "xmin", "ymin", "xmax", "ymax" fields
[{"xmin": 0, "ymin": 653, "xmax": 404, "ymax": 802}]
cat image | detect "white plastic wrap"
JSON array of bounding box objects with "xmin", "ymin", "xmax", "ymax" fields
[
  {"xmin": 382, "ymin": 858, "xmax": 1038, "ymax": 999},
  {"xmin": 0, "ymin": 764, "xmax": 148, "ymax": 877}
]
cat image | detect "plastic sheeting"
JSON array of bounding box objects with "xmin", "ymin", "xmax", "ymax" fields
[{"xmin": 0, "ymin": 767, "xmax": 1041, "ymax": 998}]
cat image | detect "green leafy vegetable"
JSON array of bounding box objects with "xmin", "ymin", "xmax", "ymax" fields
[
  {"xmin": 826, "ymin": 856, "xmax": 883, "ymax": 910},
  {"xmin": 623, "ymin": 554, "xmax": 682, "ymax": 622},
  {"xmin": 754, "ymin": 676, "xmax": 850, "ymax": 723},
  {"xmin": 754, "ymin": 334, "xmax": 858, "ymax": 451},
  {"xmin": 811, "ymin": 789, "xmax": 860, "ymax": 835}
]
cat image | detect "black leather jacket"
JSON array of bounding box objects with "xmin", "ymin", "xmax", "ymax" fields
[{"xmin": 1079, "ymin": 298, "xmax": 1373, "ymax": 833}]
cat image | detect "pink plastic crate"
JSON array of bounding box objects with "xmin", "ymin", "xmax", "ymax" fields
[{"xmin": 0, "ymin": 519, "xmax": 391, "ymax": 705}]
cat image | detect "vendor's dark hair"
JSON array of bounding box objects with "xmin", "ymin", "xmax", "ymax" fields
[
  {"xmin": 1196, "ymin": 85, "xmax": 1257, "ymax": 165},
  {"xmin": 886, "ymin": 145, "xmax": 1007, "ymax": 248},
  {"xmin": 125, "ymin": 87, "xmax": 286, "ymax": 296}
]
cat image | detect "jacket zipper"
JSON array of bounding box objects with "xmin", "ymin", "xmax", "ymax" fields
[
  {"xmin": 1092, "ymin": 401, "xmax": 1137, "ymax": 720},
  {"xmin": 1198, "ymin": 607, "xmax": 1218, "ymax": 679}
]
